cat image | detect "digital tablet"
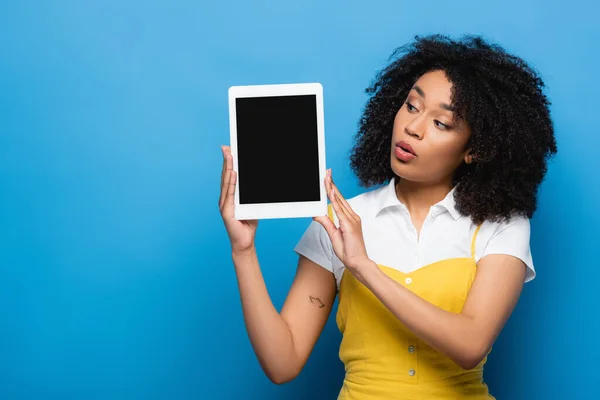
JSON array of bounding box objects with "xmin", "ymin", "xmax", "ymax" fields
[{"xmin": 228, "ymin": 83, "xmax": 327, "ymax": 220}]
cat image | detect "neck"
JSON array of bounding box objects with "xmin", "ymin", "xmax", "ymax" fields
[{"xmin": 395, "ymin": 177, "xmax": 453, "ymax": 217}]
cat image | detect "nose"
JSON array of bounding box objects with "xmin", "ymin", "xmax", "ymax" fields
[{"xmin": 405, "ymin": 114, "xmax": 425, "ymax": 140}]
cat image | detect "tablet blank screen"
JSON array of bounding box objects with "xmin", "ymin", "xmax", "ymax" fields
[{"xmin": 235, "ymin": 95, "xmax": 321, "ymax": 205}]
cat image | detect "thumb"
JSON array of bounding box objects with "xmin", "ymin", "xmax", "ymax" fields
[{"xmin": 313, "ymin": 215, "xmax": 337, "ymax": 238}]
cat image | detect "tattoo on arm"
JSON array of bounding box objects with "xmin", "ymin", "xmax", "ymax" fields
[{"xmin": 309, "ymin": 296, "xmax": 325, "ymax": 308}]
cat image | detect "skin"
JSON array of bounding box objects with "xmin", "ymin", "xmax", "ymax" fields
[
  {"xmin": 219, "ymin": 70, "xmax": 527, "ymax": 383},
  {"xmin": 390, "ymin": 70, "xmax": 473, "ymax": 233}
]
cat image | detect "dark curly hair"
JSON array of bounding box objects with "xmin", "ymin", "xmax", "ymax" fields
[{"xmin": 349, "ymin": 34, "xmax": 557, "ymax": 225}]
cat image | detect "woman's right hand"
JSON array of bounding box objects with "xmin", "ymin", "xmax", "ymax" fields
[{"xmin": 219, "ymin": 145, "xmax": 258, "ymax": 254}]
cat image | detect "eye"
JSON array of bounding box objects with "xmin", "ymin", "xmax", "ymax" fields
[
  {"xmin": 434, "ymin": 120, "xmax": 451, "ymax": 130},
  {"xmin": 405, "ymin": 101, "xmax": 418, "ymax": 113}
]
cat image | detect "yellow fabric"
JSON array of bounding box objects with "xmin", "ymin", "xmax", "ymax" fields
[{"xmin": 334, "ymin": 222, "xmax": 494, "ymax": 399}]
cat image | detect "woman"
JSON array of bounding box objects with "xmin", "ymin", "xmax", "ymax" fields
[{"xmin": 218, "ymin": 34, "xmax": 557, "ymax": 399}]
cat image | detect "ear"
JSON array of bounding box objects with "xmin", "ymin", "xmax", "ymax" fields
[{"xmin": 464, "ymin": 148, "xmax": 474, "ymax": 164}]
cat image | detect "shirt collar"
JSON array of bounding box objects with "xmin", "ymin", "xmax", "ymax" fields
[
  {"xmin": 435, "ymin": 186, "xmax": 461, "ymax": 220},
  {"xmin": 376, "ymin": 178, "xmax": 403, "ymax": 213},
  {"xmin": 375, "ymin": 177, "xmax": 462, "ymax": 220}
]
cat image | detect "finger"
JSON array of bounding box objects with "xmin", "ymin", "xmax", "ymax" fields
[
  {"xmin": 326, "ymin": 172, "xmax": 353, "ymax": 222},
  {"xmin": 221, "ymin": 169, "xmax": 235, "ymax": 217},
  {"xmin": 328, "ymin": 188, "xmax": 352, "ymax": 227},
  {"xmin": 227, "ymin": 169, "xmax": 237, "ymax": 208},
  {"xmin": 313, "ymin": 214, "xmax": 344, "ymax": 260},
  {"xmin": 325, "ymin": 168, "xmax": 332, "ymax": 193},
  {"xmin": 220, "ymin": 146, "xmax": 230, "ymax": 187},
  {"xmin": 219, "ymin": 157, "xmax": 230, "ymax": 211},
  {"xmin": 219, "ymin": 147, "xmax": 229, "ymax": 207},
  {"xmin": 327, "ymin": 170, "xmax": 358, "ymax": 221},
  {"xmin": 330, "ymin": 182, "xmax": 358, "ymax": 221},
  {"xmin": 325, "ymin": 169, "xmax": 353, "ymax": 225},
  {"xmin": 313, "ymin": 215, "xmax": 337, "ymax": 238},
  {"xmin": 220, "ymin": 153, "xmax": 233, "ymax": 210}
]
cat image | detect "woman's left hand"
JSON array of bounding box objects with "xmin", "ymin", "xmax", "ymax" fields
[{"xmin": 313, "ymin": 169, "xmax": 373, "ymax": 274}]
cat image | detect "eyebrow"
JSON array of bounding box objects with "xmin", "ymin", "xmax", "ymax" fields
[
  {"xmin": 412, "ymin": 85, "xmax": 426, "ymax": 98},
  {"xmin": 411, "ymin": 85, "xmax": 456, "ymax": 112},
  {"xmin": 440, "ymin": 103, "xmax": 456, "ymax": 112}
]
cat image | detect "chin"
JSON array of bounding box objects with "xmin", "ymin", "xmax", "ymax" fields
[
  {"xmin": 390, "ymin": 157, "xmax": 429, "ymax": 183},
  {"xmin": 391, "ymin": 159, "xmax": 415, "ymax": 180}
]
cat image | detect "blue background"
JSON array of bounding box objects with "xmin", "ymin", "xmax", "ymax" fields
[{"xmin": 1, "ymin": 1, "xmax": 598, "ymax": 399}]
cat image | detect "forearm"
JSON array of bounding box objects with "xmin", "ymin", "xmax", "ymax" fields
[
  {"xmin": 232, "ymin": 247, "xmax": 300, "ymax": 382},
  {"xmin": 357, "ymin": 262, "xmax": 487, "ymax": 369}
]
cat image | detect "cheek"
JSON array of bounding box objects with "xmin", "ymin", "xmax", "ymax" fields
[
  {"xmin": 425, "ymin": 136, "xmax": 467, "ymax": 166},
  {"xmin": 392, "ymin": 108, "xmax": 406, "ymax": 131}
]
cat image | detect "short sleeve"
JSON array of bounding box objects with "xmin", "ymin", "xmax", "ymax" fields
[
  {"xmin": 482, "ymin": 216, "xmax": 535, "ymax": 283},
  {"xmin": 294, "ymin": 219, "xmax": 334, "ymax": 273}
]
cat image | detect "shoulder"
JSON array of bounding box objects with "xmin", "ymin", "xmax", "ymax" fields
[
  {"xmin": 476, "ymin": 214, "xmax": 534, "ymax": 282},
  {"xmin": 478, "ymin": 214, "xmax": 531, "ymax": 245}
]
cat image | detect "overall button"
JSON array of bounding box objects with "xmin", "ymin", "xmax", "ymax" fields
[
  {"xmin": 408, "ymin": 369, "xmax": 416, "ymax": 377},
  {"xmin": 405, "ymin": 277, "xmax": 412, "ymax": 285},
  {"xmin": 408, "ymin": 345, "xmax": 415, "ymax": 353}
]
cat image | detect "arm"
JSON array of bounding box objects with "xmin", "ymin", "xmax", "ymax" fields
[
  {"xmin": 356, "ymin": 254, "xmax": 525, "ymax": 370},
  {"xmin": 315, "ymin": 169, "xmax": 527, "ymax": 370},
  {"xmin": 232, "ymin": 249, "xmax": 336, "ymax": 384},
  {"xmin": 219, "ymin": 145, "xmax": 336, "ymax": 384}
]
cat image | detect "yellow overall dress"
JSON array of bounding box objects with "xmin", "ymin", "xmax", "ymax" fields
[{"xmin": 334, "ymin": 225, "xmax": 494, "ymax": 399}]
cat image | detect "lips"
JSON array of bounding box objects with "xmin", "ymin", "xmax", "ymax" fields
[
  {"xmin": 397, "ymin": 141, "xmax": 417, "ymax": 156},
  {"xmin": 395, "ymin": 141, "xmax": 417, "ymax": 162}
]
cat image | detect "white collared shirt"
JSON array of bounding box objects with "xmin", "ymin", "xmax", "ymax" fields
[{"xmin": 294, "ymin": 178, "xmax": 534, "ymax": 289}]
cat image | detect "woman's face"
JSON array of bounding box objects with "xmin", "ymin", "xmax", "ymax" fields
[{"xmin": 390, "ymin": 70, "xmax": 472, "ymax": 185}]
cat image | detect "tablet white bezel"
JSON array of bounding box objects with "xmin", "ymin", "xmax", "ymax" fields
[{"xmin": 228, "ymin": 83, "xmax": 327, "ymax": 220}]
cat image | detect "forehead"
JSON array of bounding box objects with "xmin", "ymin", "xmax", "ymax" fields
[{"xmin": 412, "ymin": 70, "xmax": 453, "ymax": 103}]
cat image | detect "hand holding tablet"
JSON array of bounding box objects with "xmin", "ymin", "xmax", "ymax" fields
[
  {"xmin": 227, "ymin": 83, "xmax": 328, "ymax": 220},
  {"xmin": 218, "ymin": 145, "xmax": 259, "ymax": 254}
]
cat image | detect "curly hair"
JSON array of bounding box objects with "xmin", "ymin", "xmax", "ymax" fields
[{"xmin": 349, "ymin": 34, "xmax": 557, "ymax": 225}]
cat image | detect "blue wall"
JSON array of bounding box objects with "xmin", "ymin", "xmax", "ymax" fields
[{"xmin": 1, "ymin": 1, "xmax": 598, "ymax": 399}]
